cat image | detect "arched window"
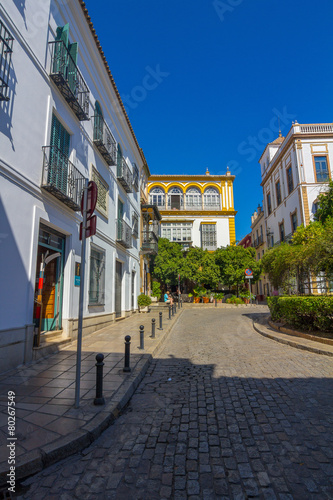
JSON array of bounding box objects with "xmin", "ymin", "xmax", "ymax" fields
[
  {"xmin": 167, "ymin": 187, "xmax": 184, "ymax": 210},
  {"xmin": 204, "ymin": 187, "xmax": 220, "ymax": 209},
  {"xmin": 186, "ymin": 187, "xmax": 202, "ymax": 209},
  {"xmin": 94, "ymin": 101, "xmax": 103, "ymax": 142},
  {"xmin": 149, "ymin": 187, "xmax": 165, "ymax": 208}
]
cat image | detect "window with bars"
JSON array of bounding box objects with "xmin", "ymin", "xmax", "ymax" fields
[
  {"xmin": 286, "ymin": 166, "xmax": 293, "ymax": 194},
  {"xmin": 161, "ymin": 223, "xmax": 192, "ymax": 242},
  {"xmin": 279, "ymin": 222, "xmax": 285, "ymax": 242},
  {"xmin": 201, "ymin": 224, "xmax": 217, "ymax": 250},
  {"xmin": 132, "ymin": 212, "xmax": 139, "ymax": 238},
  {"xmin": 267, "ymin": 192, "xmax": 272, "ymax": 215},
  {"xmin": 149, "ymin": 187, "xmax": 165, "ymax": 208},
  {"xmin": 204, "ymin": 188, "xmax": 220, "ymax": 209},
  {"xmin": 291, "ymin": 212, "xmax": 297, "ymax": 233},
  {"xmin": 314, "ymin": 156, "xmax": 330, "ymax": 182},
  {"xmin": 0, "ymin": 20, "xmax": 14, "ymax": 101},
  {"xmin": 185, "ymin": 188, "xmax": 202, "ymax": 209},
  {"xmin": 89, "ymin": 247, "xmax": 105, "ymax": 305},
  {"xmin": 275, "ymin": 180, "xmax": 282, "ymax": 206},
  {"xmin": 91, "ymin": 167, "xmax": 109, "ymax": 218}
]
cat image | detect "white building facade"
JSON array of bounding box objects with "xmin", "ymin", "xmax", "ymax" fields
[
  {"xmin": 148, "ymin": 170, "xmax": 236, "ymax": 250},
  {"xmin": 0, "ymin": 1, "xmax": 147, "ymax": 372},
  {"xmin": 260, "ymin": 122, "xmax": 333, "ymax": 293}
]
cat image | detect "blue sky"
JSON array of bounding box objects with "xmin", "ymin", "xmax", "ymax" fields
[{"xmin": 84, "ymin": 0, "xmax": 333, "ymax": 241}]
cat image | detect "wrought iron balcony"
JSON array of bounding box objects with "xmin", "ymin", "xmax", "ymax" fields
[
  {"xmin": 141, "ymin": 230, "xmax": 158, "ymax": 255},
  {"xmin": 132, "ymin": 163, "xmax": 139, "ymax": 192},
  {"xmin": 252, "ymin": 235, "xmax": 264, "ymax": 248},
  {"xmin": 117, "ymin": 157, "xmax": 133, "ymax": 193},
  {"xmin": 93, "ymin": 115, "xmax": 117, "ymax": 165},
  {"xmin": 0, "ymin": 21, "xmax": 14, "ymax": 101},
  {"xmin": 116, "ymin": 219, "xmax": 132, "ymax": 248},
  {"xmin": 49, "ymin": 40, "xmax": 90, "ymax": 121},
  {"xmin": 41, "ymin": 146, "xmax": 86, "ymax": 211},
  {"xmin": 132, "ymin": 214, "xmax": 139, "ymax": 238}
]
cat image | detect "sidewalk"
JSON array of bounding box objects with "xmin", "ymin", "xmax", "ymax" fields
[
  {"xmin": 252, "ymin": 312, "xmax": 333, "ymax": 357},
  {"xmin": 0, "ymin": 306, "xmax": 183, "ymax": 486}
]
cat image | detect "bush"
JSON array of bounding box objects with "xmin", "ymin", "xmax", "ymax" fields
[
  {"xmin": 226, "ymin": 295, "xmax": 243, "ymax": 305},
  {"xmin": 151, "ymin": 281, "xmax": 161, "ymax": 299},
  {"xmin": 267, "ymin": 296, "xmax": 333, "ymax": 331},
  {"xmin": 137, "ymin": 294, "xmax": 152, "ymax": 307}
]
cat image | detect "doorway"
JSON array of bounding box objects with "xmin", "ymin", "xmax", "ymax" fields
[
  {"xmin": 33, "ymin": 224, "xmax": 65, "ymax": 332},
  {"xmin": 115, "ymin": 261, "xmax": 122, "ymax": 318}
]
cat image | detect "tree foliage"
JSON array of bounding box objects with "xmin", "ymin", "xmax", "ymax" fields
[
  {"xmin": 314, "ymin": 180, "xmax": 333, "ymax": 224},
  {"xmin": 152, "ymin": 238, "xmax": 184, "ymax": 286},
  {"xmin": 180, "ymin": 247, "xmax": 220, "ymax": 289},
  {"xmin": 215, "ymin": 245, "xmax": 261, "ymax": 292}
]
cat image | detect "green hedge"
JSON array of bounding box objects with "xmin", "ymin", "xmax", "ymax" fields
[{"xmin": 267, "ymin": 296, "xmax": 333, "ymax": 332}]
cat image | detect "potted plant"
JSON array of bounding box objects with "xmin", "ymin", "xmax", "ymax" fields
[
  {"xmin": 137, "ymin": 294, "xmax": 152, "ymax": 312},
  {"xmin": 213, "ymin": 292, "xmax": 224, "ymax": 303},
  {"xmin": 188, "ymin": 293, "xmax": 193, "ymax": 303},
  {"xmin": 193, "ymin": 286, "xmax": 206, "ymax": 303},
  {"xmin": 202, "ymin": 289, "xmax": 210, "ymax": 303},
  {"xmin": 151, "ymin": 281, "xmax": 161, "ymax": 303}
]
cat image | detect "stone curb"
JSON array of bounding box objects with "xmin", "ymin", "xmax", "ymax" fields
[
  {"xmin": 0, "ymin": 310, "xmax": 184, "ymax": 486},
  {"xmin": 253, "ymin": 319, "xmax": 333, "ymax": 357},
  {"xmin": 268, "ymin": 320, "xmax": 333, "ymax": 346}
]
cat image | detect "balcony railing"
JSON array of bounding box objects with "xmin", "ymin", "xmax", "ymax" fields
[
  {"xmin": 133, "ymin": 215, "xmax": 139, "ymax": 238},
  {"xmin": 93, "ymin": 115, "xmax": 117, "ymax": 165},
  {"xmin": 49, "ymin": 40, "xmax": 90, "ymax": 121},
  {"xmin": 132, "ymin": 163, "xmax": 139, "ymax": 192},
  {"xmin": 117, "ymin": 157, "xmax": 133, "ymax": 193},
  {"xmin": 141, "ymin": 230, "xmax": 158, "ymax": 255},
  {"xmin": 0, "ymin": 21, "xmax": 14, "ymax": 101},
  {"xmin": 41, "ymin": 146, "xmax": 86, "ymax": 211},
  {"xmin": 116, "ymin": 219, "xmax": 132, "ymax": 248},
  {"xmin": 252, "ymin": 235, "xmax": 264, "ymax": 248}
]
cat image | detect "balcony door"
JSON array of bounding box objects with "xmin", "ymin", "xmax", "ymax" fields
[{"xmin": 49, "ymin": 114, "xmax": 70, "ymax": 194}]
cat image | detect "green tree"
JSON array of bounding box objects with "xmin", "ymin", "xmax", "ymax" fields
[
  {"xmin": 215, "ymin": 245, "xmax": 261, "ymax": 295},
  {"xmin": 262, "ymin": 243, "xmax": 299, "ymax": 292},
  {"xmin": 152, "ymin": 238, "xmax": 184, "ymax": 286},
  {"xmin": 180, "ymin": 247, "xmax": 220, "ymax": 290},
  {"xmin": 314, "ymin": 180, "xmax": 333, "ymax": 223}
]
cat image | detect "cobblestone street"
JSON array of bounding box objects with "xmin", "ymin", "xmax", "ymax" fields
[{"xmin": 18, "ymin": 309, "xmax": 333, "ymax": 499}]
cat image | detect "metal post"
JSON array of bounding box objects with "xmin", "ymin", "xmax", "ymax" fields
[
  {"xmin": 169, "ymin": 305, "xmax": 171, "ymax": 320},
  {"xmin": 123, "ymin": 335, "xmax": 131, "ymax": 372},
  {"xmin": 151, "ymin": 318, "xmax": 156, "ymax": 338},
  {"xmin": 159, "ymin": 311, "xmax": 163, "ymax": 330},
  {"xmin": 94, "ymin": 353, "xmax": 105, "ymax": 405},
  {"xmin": 75, "ymin": 178, "xmax": 89, "ymax": 408},
  {"xmin": 181, "ymin": 297, "xmax": 183, "ymax": 308},
  {"xmin": 249, "ymin": 278, "xmax": 252, "ymax": 305},
  {"xmin": 215, "ymin": 298, "xmax": 217, "ymax": 307},
  {"xmin": 139, "ymin": 325, "xmax": 144, "ymax": 350},
  {"xmin": 171, "ymin": 304, "xmax": 174, "ymax": 316}
]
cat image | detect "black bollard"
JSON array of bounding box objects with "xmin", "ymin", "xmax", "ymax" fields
[
  {"xmin": 174, "ymin": 303, "xmax": 177, "ymax": 314},
  {"xmin": 139, "ymin": 325, "xmax": 144, "ymax": 350},
  {"xmin": 178, "ymin": 296, "xmax": 180, "ymax": 310},
  {"xmin": 94, "ymin": 353, "xmax": 105, "ymax": 405},
  {"xmin": 159, "ymin": 311, "xmax": 163, "ymax": 330},
  {"xmin": 215, "ymin": 298, "xmax": 217, "ymax": 307},
  {"xmin": 151, "ymin": 318, "xmax": 156, "ymax": 338},
  {"xmin": 168, "ymin": 305, "xmax": 171, "ymax": 320},
  {"xmin": 123, "ymin": 335, "xmax": 131, "ymax": 372},
  {"xmin": 181, "ymin": 297, "xmax": 183, "ymax": 308}
]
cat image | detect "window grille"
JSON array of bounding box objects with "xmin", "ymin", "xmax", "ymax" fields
[
  {"xmin": 89, "ymin": 247, "xmax": 105, "ymax": 305},
  {"xmin": 0, "ymin": 20, "xmax": 13, "ymax": 101},
  {"xmin": 201, "ymin": 224, "xmax": 217, "ymax": 250},
  {"xmin": 204, "ymin": 188, "xmax": 220, "ymax": 209},
  {"xmin": 149, "ymin": 187, "xmax": 165, "ymax": 208}
]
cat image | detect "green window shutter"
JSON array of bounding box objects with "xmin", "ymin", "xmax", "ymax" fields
[
  {"xmin": 49, "ymin": 114, "xmax": 70, "ymax": 194},
  {"xmin": 56, "ymin": 23, "xmax": 69, "ymax": 47},
  {"xmin": 117, "ymin": 144, "xmax": 122, "ymax": 176}
]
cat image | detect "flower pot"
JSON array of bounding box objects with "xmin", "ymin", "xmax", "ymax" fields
[
  {"xmin": 151, "ymin": 297, "xmax": 158, "ymax": 303},
  {"xmin": 139, "ymin": 306, "xmax": 149, "ymax": 313},
  {"xmin": 203, "ymin": 297, "xmax": 209, "ymax": 303},
  {"xmin": 194, "ymin": 297, "xmax": 200, "ymax": 303}
]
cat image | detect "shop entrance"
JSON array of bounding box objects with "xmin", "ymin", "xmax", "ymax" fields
[{"xmin": 33, "ymin": 224, "xmax": 65, "ymax": 332}]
